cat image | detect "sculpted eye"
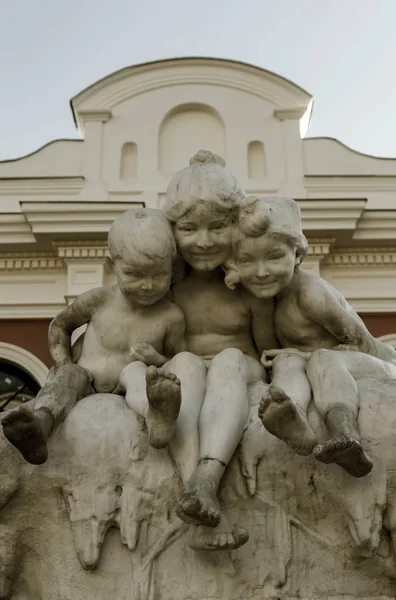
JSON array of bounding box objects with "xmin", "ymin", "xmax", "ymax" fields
[{"xmin": 268, "ymin": 252, "xmax": 285, "ymax": 260}]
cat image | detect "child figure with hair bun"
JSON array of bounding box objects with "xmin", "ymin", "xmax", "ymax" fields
[
  {"xmin": 226, "ymin": 195, "xmax": 396, "ymax": 478},
  {"xmin": 121, "ymin": 150, "xmax": 279, "ymax": 551}
]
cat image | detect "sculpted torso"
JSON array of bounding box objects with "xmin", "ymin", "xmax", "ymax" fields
[
  {"xmin": 274, "ymin": 270, "xmax": 356, "ymax": 351},
  {"xmin": 172, "ymin": 271, "xmax": 259, "ymax": 361},
  {"xmin": 78, "ymin": 288, "xmax": 176, "ymax": 393}
]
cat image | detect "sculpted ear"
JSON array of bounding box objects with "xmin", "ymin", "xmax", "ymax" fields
[{"xmin": 223, "ymin": 259, "xmax": 241, "ymax": 290}]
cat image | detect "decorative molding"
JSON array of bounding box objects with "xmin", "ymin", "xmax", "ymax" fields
[
  {"xmin": 21, "ymin": 201, "xmax": 144, "ymax": 234},
  {"xmin": 0, "ymin": 254, "xmax": 63, "ymax": 271},
  {"xmin": 0, "ymin": 177, "xmax": 84, "ymax": 195},
  {"xmin": 55, "ymin": 242, "xmax": 109, "ymax": 260},
  {"xmin": 348, "ymin": 299, "xmax": 396, "ymax": 313},
  {"xmin": 0, "ymin": 304, "xmax": 66, "ymax": 319},
  {"xmin": 0, "ymin": 341, "xmax": 49, "ymax": 386},
  {"xmin": 378, "ymin": 334, "xmax": 396, "ymax": 348},
  {"xmin": 306, "ymin": 238, "xmax": 335, "ymax": 258},
  {"xmin": 324, "ymin": 248, "xmax": 396, "ymax": 267},
  {"xmin": 72, "ymin": 60, "xmax": 312, "ymax": 118},
  {"xmin": 273, "ymin": 107, "xmax": 308, "ymax": 120},
  {"xmin": 298, "ymin": 199, "xmax": 366, "ymax": 232},
  {"xmin": 77, "ymin": 110, "xmax": 112, "ymax": 123},
  {"xmin": 353, "ymin": 211, "xmax": 396, "ymax": 240},
  {"xmin": 0, "ymin": 213, "xmax": 35, "ymax": 244},
  {"xmin": 305, "ymin": 176, "xmax": 396, "ymax": 193}
]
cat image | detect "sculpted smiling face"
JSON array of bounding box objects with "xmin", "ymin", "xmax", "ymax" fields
[
  {"xmin": 108, "ymin": 207, "xmax": 176, "ymax": 306},
  {"xmin": 173, "ymin": 202, "xmax": 234, "ymax": 271},
  {"xmin": 234, "ymin": 234, "xmax": 298, "ymax": 299},
  {"xmin": 113, "ymin": 249, "xmax": 173, "ymax": 306}
]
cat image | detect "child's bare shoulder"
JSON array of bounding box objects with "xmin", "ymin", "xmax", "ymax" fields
[
  {"xmin": 157, "ymin": 296, "xmax": 185, "ymax": 323},
  {"xmin": 297, "ymin": 269, "xmax": 343, "ymax": 309}
]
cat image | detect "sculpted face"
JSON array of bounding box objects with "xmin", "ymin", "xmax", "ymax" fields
[
  {"xmin": 235, "ymin": 235, "xmax": 298, "ymax": 299},
  {"xmin": 113, "ymin": 249, "xmax": 172, "ymax": 305},
  {"xmin": 173, "ymin": 202, "xmax": 234, "ymax": 271}
]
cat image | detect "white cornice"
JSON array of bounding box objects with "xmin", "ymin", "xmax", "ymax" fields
[
  {"xmin": 0, "ymin": 213, "xmax": 35, "ymax": 244},
  {"xmin": 353, "ymin": 211, "xmax": 396, "ymax": 240},
  {"xmin": 55, "ymin": 242, "xmax": 109, "ymax": 260},
  {"xmin": 0, "ymin": 254, "xmax": 63, "ymax": 271},
  {"xmin": 273, "ymin": 107, "xmax": 308, "ymax": 121},
  {"xmin": 0, "ymin": 177, "xmax": 84, "ymax": 195},
  {"xmin": 21, "ymin": 201, "xmax": 144, "ymax": 234},
  {"xmin": 304, "ymin": 176, "xmax": 396, "ymax": 193},
  {"xmin": 77, "ymin": 110, "xmax": 112, "ymax": 123},
  {"xmin": 324, "ymin": 247, "xmax": 396, "ymax": 267},
  {"xmin": 0, "ymin": 304, "xmax": 66, "ymax": 319},
  {"xmin": 347, "ymin": 298, "xmax": 396, "ymax": 313},
  {"xmin": 298, "ymin": 199, "xmax": 366, "ymax": 231},
  {"xmin": 71, "ymin": 59, "xmax": 312, "ymax": 134},
  {"xmin": 306, "ymin": 238, "xmax": 335, "ymax": 258}
]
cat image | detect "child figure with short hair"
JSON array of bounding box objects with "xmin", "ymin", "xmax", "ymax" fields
[
  {"xmin": 225, "ymin": 195, "xmax": 396, "ymax": 477},
  {"xmin": 2, "ymin": 208, "xmax": 184, "ymax": 465}
]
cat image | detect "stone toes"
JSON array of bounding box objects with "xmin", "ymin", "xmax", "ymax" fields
[{"xmin": 146, "ymin": 365, "xmax": 158, "ymax": 379}]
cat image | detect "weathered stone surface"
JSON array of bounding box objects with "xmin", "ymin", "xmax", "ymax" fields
[{"xmin": 1, "ymin": 378, "xmax": 396, "ymax": 599}]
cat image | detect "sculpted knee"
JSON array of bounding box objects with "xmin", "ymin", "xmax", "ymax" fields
[
  {"xmin": 171, "ymin": 351, "xmax": 206, "ymax": 374},
  {"xmin": 211, "ymin": 348, "xmax": 244, "ymax": 369},
  {"xmin": 307, "ymin": 348, "xmax": 333, "ymax": 378}
]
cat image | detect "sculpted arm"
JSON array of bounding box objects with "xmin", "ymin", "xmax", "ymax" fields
[
  {"xmin": 299, "ymin": 278, "xmax": 379, "ymax": 355},
  {"xmin": 48, "ymin": 287, "xmax": 107, "ymax": 370},
  {"xmin": 164, "ymin": 305, "xmax": 186, "ymax": 357},
  {"xmin": 249, "ymin": 295, "xmax": 280, "ymax": 355},
  {"xmin": 130, "ymin": 305, "xmax": 186, "ymax": 367}
]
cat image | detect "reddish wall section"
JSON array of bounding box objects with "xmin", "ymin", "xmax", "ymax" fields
[
  {"xmin": 0, "ymin": 315, "xmax": 395, "ymax": 372},
  {"xmin": 0, "ymin": 320, "xmax": 52, "ymax": 367},
  {"xmin": 359, "ymin": 314, "xmax": 396, "ymax": 338}
]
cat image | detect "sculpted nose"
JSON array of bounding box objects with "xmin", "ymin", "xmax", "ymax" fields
[
  {"xmin": 256, "ymin": 261, "xmax": 269, "ymax": 278},
  {"xmin": 196, "ymin": 230, "xmax": 213, "ymax": 249},
  {"xmin": 141, "ymin": 278, "xmax": 153, "ymax": 290}
]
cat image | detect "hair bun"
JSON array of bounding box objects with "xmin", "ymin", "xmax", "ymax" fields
[{"xmin": 189, "ymin": 149, "xmax": 226, "ymax": 167}]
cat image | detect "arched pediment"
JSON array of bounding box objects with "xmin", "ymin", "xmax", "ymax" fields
[{"xmin": 70, "ymin": 57, "xmax": 313, "ymax": 134}]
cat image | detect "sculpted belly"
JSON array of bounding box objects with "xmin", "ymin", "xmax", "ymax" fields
[
  {"xmin": 186, "ymin": 332, "xmax": 258, "ymax": 360},
  {"xmin": 78, "ymin": 350, "xmax": 131, "ymax": 393}
]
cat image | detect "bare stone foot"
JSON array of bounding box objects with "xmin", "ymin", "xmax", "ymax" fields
[
  {"xmin": 2, "ymin": 406, "xmax": 52, "ymax": 464},
  {"xmin": 177, "ymin": 479, "xmax": 221, "ymax": 527},
  {"xmin": 258, "ymin": 385, "xmax": 317, "ymax": 455},
  {"xmin": 313, "ymin": 437, "xmax": 373, "ymax": 478},
  {"xmin": 146, "ymin": 366, "xmax": 181, "ymax": 449},
  {"xmin": 188, "ymin": 518, "xmax": 249, "ymax": 552}
]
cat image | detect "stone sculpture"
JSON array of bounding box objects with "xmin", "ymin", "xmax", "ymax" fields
[{"xmin": 0, "ymin": 150, "xmax": 396, "ymax": 599}]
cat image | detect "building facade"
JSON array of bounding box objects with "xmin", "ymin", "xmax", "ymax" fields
[{"xmin": 1, "ymin": 57, "xmax": 396, "ymax": 395}]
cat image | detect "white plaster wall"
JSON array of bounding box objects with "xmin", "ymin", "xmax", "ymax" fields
[
  {"xmin": 0, "ymin": 140, "xmax": 83, "ymax": 178},
  {"xmin": 303, "ymin": 138, "xmax": 396, "ymax": 176}
]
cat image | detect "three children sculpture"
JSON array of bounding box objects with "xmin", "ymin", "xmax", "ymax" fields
[{"xmin": 3, "ymin": 150, "xmax": 396, "ymax": 552}]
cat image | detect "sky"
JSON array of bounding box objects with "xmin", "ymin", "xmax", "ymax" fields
[{"xmin": 0, "ymin": 0, "xmax": 395, "ymax": 160}]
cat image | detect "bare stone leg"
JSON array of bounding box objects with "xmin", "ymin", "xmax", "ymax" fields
[
  {"xmin": 313, "ymin": 404, "xmax": 373, "ymax": 477},
  {"xmin": 177, "ymin": 458, "xmax": 223, "ymax": 527},
  {"xmin": 145, "ymin": 366, "xmax": 181, "ymax": 449},
  {"xmin": 259, "ymin": 385, "xmax": 317, "ymax": 455},
  {"xmin": 2, "ymin": 406, "xmax": 54, "ymax": 465},
  {"xmin": 188, "ymin": 514, "xmax": 249, "ymax": 551}
]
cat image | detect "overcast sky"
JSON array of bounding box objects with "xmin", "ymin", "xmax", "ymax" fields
[{"xmin": 0, "ymin": 0, "xmax": 395, "ymax": 160}]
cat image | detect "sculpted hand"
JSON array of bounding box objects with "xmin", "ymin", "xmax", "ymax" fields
[
  {"xmin": 332, "ymin": 344, "xmax": 361, "ymax": 353},
  {"xmin": 130, "ymin": 343, "xmax": 166, "ymax": 367},
  {"xmin": 261, "ymin": 348, "xmax": 312, "ymax": 368}
]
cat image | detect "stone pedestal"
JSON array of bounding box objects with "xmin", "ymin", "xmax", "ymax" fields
[{"xmin": 1, "ymin": 379, "xmax": 396, "ymax": 599}]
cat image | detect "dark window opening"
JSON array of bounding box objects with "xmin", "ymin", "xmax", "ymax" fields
[{"xmin": 0, "ymin": 361, "xmax": 40, "ymax": 412}]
